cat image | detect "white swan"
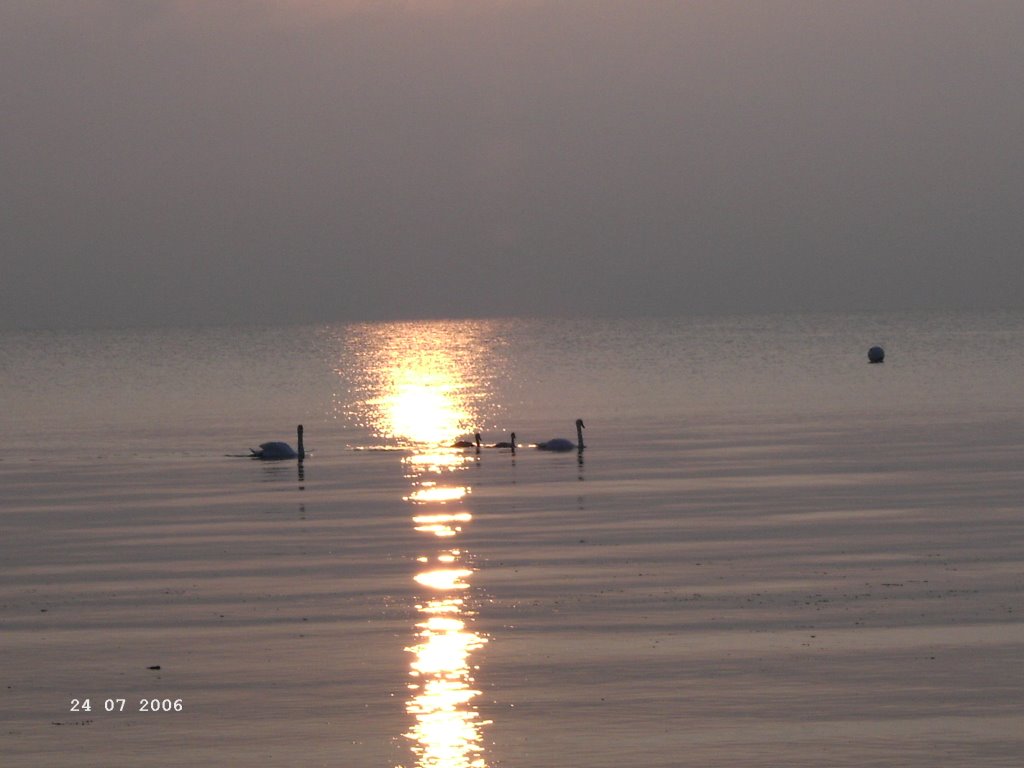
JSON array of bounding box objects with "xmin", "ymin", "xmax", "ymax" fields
[
  {"xmin": 251, "ymin": 425, "xmax": 305, "ymax": 460},
  {"xmin": 536, "ymin": 419, "xmax": 585, "ymax": 452}
]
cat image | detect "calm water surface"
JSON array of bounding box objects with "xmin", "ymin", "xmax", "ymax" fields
[
  {"xmin": 2, "ymin": 311, "xmax": 1023, "ymax": 767},
  {"xmin": 5, "ymin": 310, "xmax": 1024, "ymax": 446}
]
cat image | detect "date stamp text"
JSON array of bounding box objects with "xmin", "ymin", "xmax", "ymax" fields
[{"xmin": 70, "ymin": 698, "xmax": 184, "ymax": 713}]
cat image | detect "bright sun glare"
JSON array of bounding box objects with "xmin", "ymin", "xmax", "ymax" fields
[
  {"xmin": 349, "ymin": 323, "xmax": 493, "ymax": 767},
  {"xmin": 352, "ymin": 323, "xmax": 494, "ymax": 447}
]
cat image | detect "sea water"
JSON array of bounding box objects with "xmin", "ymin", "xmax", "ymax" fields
[{"xmin": 2, "ymin": 311, "xmax": 1023, "ymax": 767}]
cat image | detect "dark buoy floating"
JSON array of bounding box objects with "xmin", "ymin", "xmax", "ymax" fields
[{"xmin": 868, "ymin": 345, "xmax": 885, "ymax": 364}]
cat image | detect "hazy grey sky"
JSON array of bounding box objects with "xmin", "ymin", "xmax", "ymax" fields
[{"xmin": 3, "ymin": 1, "xmax": 1023, "ymax": 329}]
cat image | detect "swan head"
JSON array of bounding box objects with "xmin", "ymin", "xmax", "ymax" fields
[{"xmin": 576, "ymin": 419, "xmax": 585, "ymax": 429}]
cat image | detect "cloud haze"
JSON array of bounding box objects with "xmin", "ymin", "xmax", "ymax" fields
[{"xmin": 3, "ymin": 1, "xmax": 1023, "ymax": 329}]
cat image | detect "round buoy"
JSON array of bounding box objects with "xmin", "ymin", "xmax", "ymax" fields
[{"xmin": 868, "ymin": 346, "xmax": 885, "ymax": 364}]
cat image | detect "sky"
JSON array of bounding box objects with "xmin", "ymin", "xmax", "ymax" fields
[{"xmin": 2, "ymin": 0, "xmax": 1023, "ymax": 330}]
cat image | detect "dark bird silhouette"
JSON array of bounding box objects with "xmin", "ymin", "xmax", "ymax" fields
[
  {"xmin": 453, "ymin": 433, "xmax": 482, "ymax": 451},
  {"xmin": 492, "ymin": 432, "xmax": 516, "ymax": 449},
  {"xmin": 251, "ymin": 425, "xmax": 305, "ymax": 461},
  {"xmin": 536, "ymin": 419, "xmax": 585, "ymax": 452}
]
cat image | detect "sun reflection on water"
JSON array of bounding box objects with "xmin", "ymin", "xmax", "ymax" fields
[
  {"xmin": 404, "ymin": 477, "xmax": 491, "ymax": 766},
  {"xmin": 406, "ymin": 484, "xmax": 470, "ymax": 504},
  {"xmin": 405, "ymin": 590, "xmax": 490, "ymax": 768},
  {"xmin": 339, "ymin": 322, "xmax": 495, "ymax": 768},
  {"xmin": 339, "ymin": 321, "xmax": 500, "ymax": 448}
]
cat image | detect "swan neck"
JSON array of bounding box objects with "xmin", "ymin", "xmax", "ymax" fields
[{"xmin": 297, "ymin": 425, "xmax": 305, "ymax": 460}]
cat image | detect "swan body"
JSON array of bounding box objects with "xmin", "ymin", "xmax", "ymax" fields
[
  {"xmin": 252, "ymin": 425, "xmax": 305, "ymax": 460},
  {"xmin": 537, "ymin": 419, "xmax": 585, "ymax": 452},
  {"xmin": 453, "ymin": 433, "xmax": 482, "ymax": 450},
  {"xmin": 254, "ymin": 441, "xmax": 297, "ymax": 459},
  {"xmin": 492, "ymin": 432, "xmax": 516, "ymax": 449}
]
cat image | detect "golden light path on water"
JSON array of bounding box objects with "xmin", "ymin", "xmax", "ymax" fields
[{"xmin": 341, "ymin": 323, "xmax": 495, "ymax": 768}]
